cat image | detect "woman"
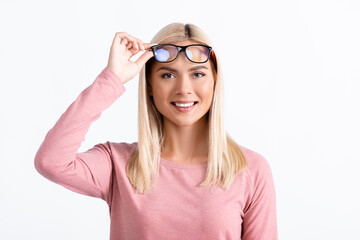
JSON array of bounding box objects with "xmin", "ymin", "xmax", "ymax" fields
[{"xmin": 34, "ymin": 22, "xmax": 278, "ymax": 240}]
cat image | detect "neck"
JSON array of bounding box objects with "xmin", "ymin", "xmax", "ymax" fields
[{"xmin": 161, "ymin": 115, "xmax": 209, "ymax": 164}]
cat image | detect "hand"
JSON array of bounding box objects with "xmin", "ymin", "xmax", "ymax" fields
[{"xmin": 106, "ymin": 32, "xmax": 155, "ymax": 84}]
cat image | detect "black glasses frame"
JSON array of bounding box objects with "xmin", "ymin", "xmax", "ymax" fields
[{"xmin": 149, "ymin": 44, "xmax": 213, "ymax": 63}]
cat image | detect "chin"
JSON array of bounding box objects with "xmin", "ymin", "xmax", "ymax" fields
[{"xmin": 170, "ymin": 116, "xmax": 206, "ymax": 127}]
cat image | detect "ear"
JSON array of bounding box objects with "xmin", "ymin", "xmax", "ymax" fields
[
  {"xmin": 146, "ymin": 76, "xmax": 153, "ymax": 96},
  {"xmin": 148, "ymin": 86, "xmax": 153, "ymax": 96}
]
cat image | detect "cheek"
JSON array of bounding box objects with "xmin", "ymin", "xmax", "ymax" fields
[
  {"xmin": 199, "ymin": 82, "xmax": 215, "ymax": 102},
  {"xmin": 153, "ymin": 83, "xmax": 166, "ymax": 96},
  {"xmin": 151, "ymin": 84, "xmax": 169, "ymax": 106}
]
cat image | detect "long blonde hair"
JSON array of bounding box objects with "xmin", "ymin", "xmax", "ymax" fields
[{"xmin": 126, "ymin": 22, "xmax": 248, "ymax": 194}]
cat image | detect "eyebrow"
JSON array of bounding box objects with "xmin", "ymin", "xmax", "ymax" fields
[{"xmin": 156, "ymin": 65, "xmax": 209, "ymax": 72}]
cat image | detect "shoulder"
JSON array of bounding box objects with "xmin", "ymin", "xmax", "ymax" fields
[
  {"xmin": 100, "ymin": 141, "xmax": 138, "ymax": 161},
  {"xmin": 236, "ymin": 145, "xmax": 276, "ymax": 212},
  {"xmin": 109, "ymin": 141, "xmax": 138, "ymax": 151},
  {"xmin": 237, "ymin": 144, "xmax": 274, "ymax": 185}
]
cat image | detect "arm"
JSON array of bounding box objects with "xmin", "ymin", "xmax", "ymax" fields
[
  {"xmin": 34, "ymin": 32, "xmax": 154, "ymax": 203},
  {"xmin": 34, "ymin": 67, "xmax": 125, "ymax": 203},
  {"xmin": 242, "ymin": 156, "xmax": 278, "ymax": 240}
]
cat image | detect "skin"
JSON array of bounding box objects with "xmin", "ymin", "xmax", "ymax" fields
[
  {"xmin": 106, "ymin": 33, "xmax": 215, "ymax": 164},
  {"xmin": 149, "ymin": 40, "xmax": 215, "ymax": 164}
]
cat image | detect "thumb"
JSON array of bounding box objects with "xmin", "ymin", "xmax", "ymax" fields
[{"xmin": 135, "ymin": 50, "xmax": 154, "ymax": 69}]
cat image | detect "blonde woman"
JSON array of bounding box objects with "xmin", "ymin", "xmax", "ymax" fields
[{"xmin": 35, "ymin": 23, "xmax": 278, "ymax": 239}]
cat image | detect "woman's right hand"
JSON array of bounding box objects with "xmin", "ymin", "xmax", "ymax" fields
[{"xmin": 106, "ymin": 32, "xmax": 155, "ymax": 84}]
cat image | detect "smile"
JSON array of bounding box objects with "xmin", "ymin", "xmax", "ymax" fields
[{"xmin": 171, "ymin": 101, "xmax": 198, "ymax": 113}]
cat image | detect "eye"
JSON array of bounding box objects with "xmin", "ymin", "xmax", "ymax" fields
[
  {"xmin": 193, "ymin": 72, "xmax": 205, "ymax": 78},
  {"xmin": 161, "ymin": 73, "xmax": 175, "ymax": 79}
]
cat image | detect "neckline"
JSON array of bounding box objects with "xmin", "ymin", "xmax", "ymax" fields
[{"xmin": 160, "ymin": 157, "xmax": 208, "ymax": 169}]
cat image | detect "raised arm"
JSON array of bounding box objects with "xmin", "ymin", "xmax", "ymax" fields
[{"xmin": 34, "ymin": 32, "xmax": 154, "ymax": 203}]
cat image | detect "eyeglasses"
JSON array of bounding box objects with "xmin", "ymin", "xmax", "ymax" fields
[{"xmin": 149, "ymin": 44, "xmax": 213, "ymax": 63}]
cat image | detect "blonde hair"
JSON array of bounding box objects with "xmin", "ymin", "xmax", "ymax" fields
[{"xmin": 126, "ymin": 22, "xmax": 248, "ymax": 194}]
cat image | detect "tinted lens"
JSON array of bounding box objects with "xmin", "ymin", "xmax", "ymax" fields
[
  {"xmin": 154, "ymin": 45, "xmax": 178, "ymax": 62},
  {"xmin": 185, "ymin": 45, "xmax": 210, "ymax": 63}
]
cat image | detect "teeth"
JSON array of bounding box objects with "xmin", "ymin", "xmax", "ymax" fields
[{"xmin": 174, "ymin": 102, "xmax": 195, "ymax": 108}]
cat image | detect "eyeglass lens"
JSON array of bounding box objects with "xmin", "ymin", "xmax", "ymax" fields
[{"xmin": 154, "ymin": 45, "xmax": 210, "ymax": 63}]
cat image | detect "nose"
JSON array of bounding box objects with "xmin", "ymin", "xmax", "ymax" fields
[
  {"xmin": 172, "ymin": 52, "xmax": 194, "ymax": 96},
  {"xmin": 174, "ymin": 73, "xmax": 193, "ymax": 96}
]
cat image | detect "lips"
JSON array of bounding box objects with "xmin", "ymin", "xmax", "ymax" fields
[
  {"xmin": 171, "ymin": 101, "xmax": 198, "ymax": 105},
  {"xmin": 171, "ymin": 101, "xmax": 198, "ymax": 113}
]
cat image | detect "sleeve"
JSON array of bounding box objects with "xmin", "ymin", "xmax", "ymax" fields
[
  {"xmin": 241, "ymin": 156, "xmax": 278, "ymax": 240},
  {"xmin": 34, "ymin": 67, "xmax": 125, "ymax": 203}
]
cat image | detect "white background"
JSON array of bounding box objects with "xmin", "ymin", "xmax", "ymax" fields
[{"xmin": 1, "ymin": 0, "xmax": 359, "ymax": 239}]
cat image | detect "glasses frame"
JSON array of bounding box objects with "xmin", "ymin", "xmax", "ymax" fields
[{"xmin": 149, "ymin": 43, "xmax": 213, "ymax": 63}]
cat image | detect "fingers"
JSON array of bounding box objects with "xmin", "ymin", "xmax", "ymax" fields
[
  {"xmin": 113, "ymin": 32, "xmax": 157, "ymax": 52},
  {"xmin": 131, "ymin": 38, "xmax": 145, "ymax": 51},
  {"xmin": 128, "ymin": 42, "xmax": 157, "ymax": 55},
  {"xmin": 128, "ymin": 41, "xmax": 156, "ymax": 55},
  {"xmin": 112, "ymin": 32, "xmax": 133, "ymax": 48},
  {"xmin": 126, "ymin": 42, "xmax": 134, "ymax": 50},
  {"xmin": 120, "ymin": 37, "xmax": 128, "ymax": 46},
  {"xmin": 135, "ymin": 50, "xmax": 154, "ymax": 69},
  {"xmin": 111, "ymin": 31, "xmax": 156, "ymax": 67},
  {"xmin": 143, "ymin": 42, "xmax": 157, "ymax": 50}
]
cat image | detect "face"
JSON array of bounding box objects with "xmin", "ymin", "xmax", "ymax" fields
[{"xmin": 148, "ymin": 40, "xmax": 216, "ymax": 127}]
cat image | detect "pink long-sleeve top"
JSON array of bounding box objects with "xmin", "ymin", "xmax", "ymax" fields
[{"xmin": 34, "ymin": 67, "xmax": 278, "ymax": 240}]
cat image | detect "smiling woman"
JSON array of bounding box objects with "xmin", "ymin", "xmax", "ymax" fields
[
  {"xmin": 146, "ymin": 40, "xmax": 215, "ymax": 130},
  {"xmin": 34, "ymin": 22, "xmax": 278, "ymax": 240}
]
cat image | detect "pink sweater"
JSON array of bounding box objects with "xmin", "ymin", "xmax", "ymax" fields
[{"xmin": 34, "ymin": 67, "xmax": 278, "ymax": 240}]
